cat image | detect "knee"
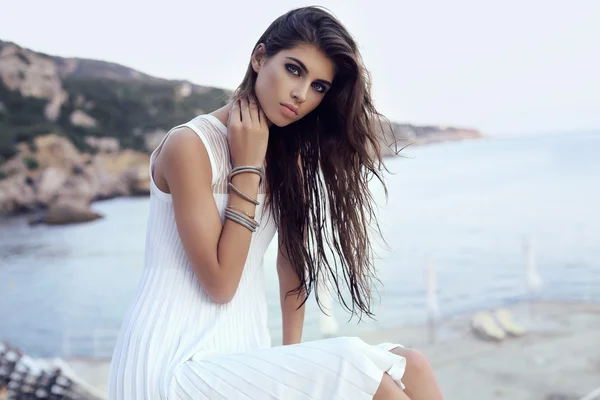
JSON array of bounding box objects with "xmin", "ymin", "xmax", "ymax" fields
[{"xmin": 394, "ymin": 347, "xmax": 432, "ymax": 375}]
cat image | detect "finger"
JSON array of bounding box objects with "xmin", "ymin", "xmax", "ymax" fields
[
  {"xmin": 248, "ymin": 96, "xmax": 259, "ymax": 123},
  {"xmin": 240, "ymin": 97, "xmax": 251, "ymax": 123}
]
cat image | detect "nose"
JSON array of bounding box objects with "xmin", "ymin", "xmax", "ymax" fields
[{"xmin": 291, "ymin": 82, "xmax": 310, "ymax": 104}]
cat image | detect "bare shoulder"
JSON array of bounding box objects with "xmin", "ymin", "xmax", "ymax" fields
[
  {"xmin": 153, "ymin": 126, "xmax": 212, "ymax": 194},
  {"xmin": 161, "ymin": 126, "xmax": 206, "ymax": 158}
]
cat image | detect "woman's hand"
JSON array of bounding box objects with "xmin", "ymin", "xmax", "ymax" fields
[{"xmin": 227, "ymin": 97, "xmax": 269, "ymax": 167}]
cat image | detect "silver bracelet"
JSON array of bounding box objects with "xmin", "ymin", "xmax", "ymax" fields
[
  {"xmin": 225, "ymin": 210, "xmax": 257, "ymax": 232},
  {"xmin": 225, "ymin": 212, "xmax": 255, "ymax": 232},
  {"xmin": 228, "ymin": 182, "xmax": 259, "ymax": 206},
  {"xmin": 225, "ymin": 213, "xmax": 258, "ymax": 233},
  {"xmin": 228, "ymin": 166, "xmax": 265, "ymax": 185},
  {"xmin": 225, "ymin": 207, "xmax": 259, "ymax": 229},
  {"xmin": 224, "ymin": 209, "xmax": 252, "ymax": 228},
  {"xmin": 226, "ymin": 215, "xmax": 255, "ymax": 232}
]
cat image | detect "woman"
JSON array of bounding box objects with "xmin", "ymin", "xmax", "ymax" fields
[{"xmin": 109, "ymin": 6, "xmax": 443, "ymax": 400}]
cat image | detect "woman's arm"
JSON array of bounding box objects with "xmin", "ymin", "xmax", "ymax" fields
[
  {"xmin": 277, "ymin": 234, "xmax": 307, "ymax": 345},
  {"xmin": 156, "ymin": 99, "xmax": 268, "ymax": 304},
  {"xmin": 159, "ymin": 128, "xmax": 259, "ymax": 303}
]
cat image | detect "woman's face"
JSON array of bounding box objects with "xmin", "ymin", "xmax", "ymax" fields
[{"xmin": 252, "ymin": 43, "xmax": 335, "ymax": 127}]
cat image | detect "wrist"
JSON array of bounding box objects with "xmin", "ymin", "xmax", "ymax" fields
[{"xmin": 282, "ymin": 332, "xmax": 302, "ymax": 345}]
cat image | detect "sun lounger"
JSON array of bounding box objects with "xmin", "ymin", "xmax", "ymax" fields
[
  {"xmin": 494, "ymin": 308, "xmax": 526, "ymax": 337},
  {"xmin": 471, "ymin": 311, "xmax": 506, "ymax": 341}
]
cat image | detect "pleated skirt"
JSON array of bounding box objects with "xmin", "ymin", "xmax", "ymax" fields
[{"xmin": 169, "ymin": 337, "xmax": 406, "ymax": 400}]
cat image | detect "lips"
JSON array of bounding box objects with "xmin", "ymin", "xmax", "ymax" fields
[{"xmin": 280, "ymin": 103, "xmax": 299, "ymax": 116}]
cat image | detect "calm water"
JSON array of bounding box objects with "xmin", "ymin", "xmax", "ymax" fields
[{"xmin": 1, "ymin": 131, "xmax": 599, "ymax": 358}]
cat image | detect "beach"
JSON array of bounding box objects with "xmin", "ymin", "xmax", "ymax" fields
[{"xmin": 362, "ymin": 300, "xmax": 600, "ymax": 399}]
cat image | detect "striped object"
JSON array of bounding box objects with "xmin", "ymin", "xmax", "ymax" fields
[{"xmin": 0, "ymin": 341, "xmax": 105, "ymax": 400}]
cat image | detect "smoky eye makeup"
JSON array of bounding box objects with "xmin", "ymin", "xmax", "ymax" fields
[
  {"xmin": 285, "ymin": 63, "xmax": 300, "ymax": 75},
  {"xmin": 312, "ymin": 82, "xmax": 326, "ymax": 93},
  {"xmin": 285, "ymin": 64, "xmax": 329, "ymax": 94}
]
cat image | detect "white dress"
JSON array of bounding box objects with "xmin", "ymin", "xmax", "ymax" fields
[{"xmin": 108, "ymin": 114, "xmax": 406, "ymax": 399}]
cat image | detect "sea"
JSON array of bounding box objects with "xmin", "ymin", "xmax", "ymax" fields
[{"xmin": 1, "ymin": 131, "xmax": 599, "ymax": 358}]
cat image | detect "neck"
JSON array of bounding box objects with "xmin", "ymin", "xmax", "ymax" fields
[
  {"xmin": 210, "ymin": 101, "xmax": 273, "ymax": 128},
  {"xmin": 209, "ymin": 102, "xmax": 234, "ymax": 128}
]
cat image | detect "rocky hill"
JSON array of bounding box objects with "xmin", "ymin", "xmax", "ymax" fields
[
  {"xmin": 0, "ymin": 39, "xmax": 482, "ymax": 222},
  {"xmin": 0, "ymin": 39, "xmax": 229, "ymax": 160},
  {"xmin": 0, "ymin": 39, "xmax": 230, "ymax": 221}
]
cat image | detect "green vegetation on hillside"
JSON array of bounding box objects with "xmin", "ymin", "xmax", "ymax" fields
[
  {"xmin": 0, "ymin": 79, "xmax": 56, "ymax": 160},
  {"xmin": 0, "ymin": 75, "xmax": 229, "ymax": 163}
]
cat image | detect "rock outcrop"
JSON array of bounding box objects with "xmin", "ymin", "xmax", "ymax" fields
[
  {"xmin": 0, "ymin": 41, "xmax": 69, "ymax": 122},
  {"xmin": 379, "ymin": 122, "xmax": 483, "ymax": 156},
  {"xmin": 0, "ymin": 134, "xmax": 149, "ymax": 224}
]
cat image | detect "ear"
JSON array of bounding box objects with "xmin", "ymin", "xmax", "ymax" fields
[{"xmin": 251, "ymin": 43, "xmax": 266, "ymax": 73}]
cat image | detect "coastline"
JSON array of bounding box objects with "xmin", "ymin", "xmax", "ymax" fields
[{"xmin": 0, "ymin": 131, "xmax": 482, "ymax": 223}]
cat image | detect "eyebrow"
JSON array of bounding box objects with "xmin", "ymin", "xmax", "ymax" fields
[{"xmin": 286, "ymin": 57, "xmax": 332, "ymax": 87}]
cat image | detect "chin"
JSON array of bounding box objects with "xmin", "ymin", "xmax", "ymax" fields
[
  {"xmin": 270, "ymin": 119, "xmax": 291, "ymax": 128},
  {"xmin": 264, "ymin": 108, "xmax": 293, "ymax": 128}
]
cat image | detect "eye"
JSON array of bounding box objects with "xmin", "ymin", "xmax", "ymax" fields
[
  {"xmin": 312, "ymin": 82, "xmax": 326, "ymax": 93},
  {"xmin": 285, "ymin": 64, "xmax": 300, "ymax": 76}
]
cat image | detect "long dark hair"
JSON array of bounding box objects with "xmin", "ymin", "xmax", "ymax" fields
[{"xmin": 233, "ymin": 6, "xmax": 396, "ymax": 319}]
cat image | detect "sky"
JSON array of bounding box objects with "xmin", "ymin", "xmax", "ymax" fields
[{"xmin": 1, "ymin": 0, "xmax": 599, "ymax": 135}]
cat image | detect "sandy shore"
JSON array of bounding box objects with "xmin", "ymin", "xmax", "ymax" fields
[
  {"xmin": 360, "ymin": 300, "xmax": 600, "ymax": 399},
  {"xmin": 64, "ymin": 300, "xmax": 600, "ymax": 399}
]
